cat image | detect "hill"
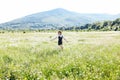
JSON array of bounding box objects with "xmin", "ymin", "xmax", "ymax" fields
[{"xmin": 0, "ymin": 8, "xmax": 120, "ymax": 29}]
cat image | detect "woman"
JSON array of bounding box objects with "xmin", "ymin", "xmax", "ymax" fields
[{"xmin": 51, "ymin": 31, "xmax": 68, "ymax": 50}]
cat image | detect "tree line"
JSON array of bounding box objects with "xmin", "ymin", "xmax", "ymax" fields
[
  {"xmin": 0, "ymin": 18, "xmax": 120, "ymax": 32},
  {"xmin": 59, "ymin": 18, "xmax": 120, "ymax": 31}
]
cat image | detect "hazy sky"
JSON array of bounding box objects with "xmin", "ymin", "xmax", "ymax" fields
[{"xmin": 0, "ymin": 0, "xmax": 120, "ymax": 23}]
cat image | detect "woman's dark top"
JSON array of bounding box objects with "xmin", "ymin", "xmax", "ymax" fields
[{"xmin": 58, "ymin": 35, "xmax": 63, "ymax": 45}]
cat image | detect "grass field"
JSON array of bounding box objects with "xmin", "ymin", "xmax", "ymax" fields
[{"xmin": 0, "ymin": 31, "xmax": 120, "ymax": 80}]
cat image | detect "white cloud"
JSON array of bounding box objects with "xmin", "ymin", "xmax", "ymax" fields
[{"xmin": 0, "ymin": 0, "xmax": 120, "ymax": 23}]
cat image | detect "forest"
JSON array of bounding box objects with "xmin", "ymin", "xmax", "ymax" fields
[{"xmin": 61, "ymin": 18, "xmax": 120, "ymax": 31}]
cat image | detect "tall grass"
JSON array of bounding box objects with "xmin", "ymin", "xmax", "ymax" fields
[{"xmin": 0, "ymin": 31, "xmax": 120, "ymax": 80}]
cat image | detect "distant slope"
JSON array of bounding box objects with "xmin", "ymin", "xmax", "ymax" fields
[{"xmin": 0, "ymin": 8, "xmax": 120, "ymax": 29}]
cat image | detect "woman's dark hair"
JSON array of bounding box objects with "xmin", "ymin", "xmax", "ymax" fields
[{"xmin": 58, "ymin": 31, "xmax": 62, "ymax": 34}]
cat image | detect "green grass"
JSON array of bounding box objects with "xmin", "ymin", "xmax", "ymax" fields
[{"xmin": 0, "ymin": 31, "xmax": 120, "ymax": 80}]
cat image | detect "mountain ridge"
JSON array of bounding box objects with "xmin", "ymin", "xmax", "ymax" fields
[{"xmin": 0, "ymin": 8, "xmax": 120, "ymax": 29}]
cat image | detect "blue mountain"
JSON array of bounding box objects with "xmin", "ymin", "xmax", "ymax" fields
[{"xmin": 0, "ymin": 8, "xmax": 120, "ymax": 29}]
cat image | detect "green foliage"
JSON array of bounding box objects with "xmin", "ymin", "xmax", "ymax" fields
[
  {"xmin": 2, "ymin": 55, "xmax": 13, "ymax": 63},
  {"xmin": 64, "ymin": 18, "xmax": 120, "ymax": 31},
  {"xmin": 0, "ymin": 32, "xmax": 120, "ymax": 79}
]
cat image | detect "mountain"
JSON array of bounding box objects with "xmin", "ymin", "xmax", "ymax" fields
[{"xmin": 0, "ymin": 8, "xmax": 120, "ymax": 29}]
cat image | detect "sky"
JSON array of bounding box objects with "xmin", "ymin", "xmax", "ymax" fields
[{"xmin": 0, "ymin": 0, "xmax": 120, "ymax": 23}]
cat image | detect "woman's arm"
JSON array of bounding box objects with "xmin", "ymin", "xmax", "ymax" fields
[
  {"xmin": 51, "ymin": 36, "xmax": 57, "ymax": 41},
  {"xmin": 63, "ymin": 37, "xmax": 68, "ymax": 42}
]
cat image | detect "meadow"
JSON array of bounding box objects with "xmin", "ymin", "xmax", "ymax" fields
[{"xmin": 0, "ymin": 31, "xmax": 120, "ymax": 80}]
